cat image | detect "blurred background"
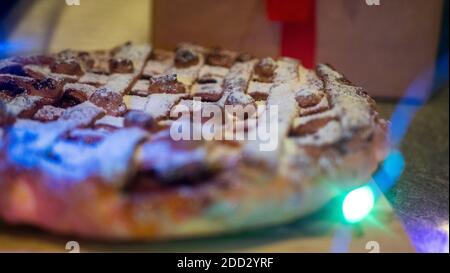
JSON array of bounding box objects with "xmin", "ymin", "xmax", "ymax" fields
[
  {"xmin": 0, "ymin": 0, "xmax": 448, "ymax": 99},
  {"xmin": 0, "ymin": 0, "xmax": 151, "ymax": 55}
]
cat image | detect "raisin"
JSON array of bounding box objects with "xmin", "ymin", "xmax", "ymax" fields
[
  {"xmin": 28, "ymin": 78, "xmax": 63, "ymax": 101},
  {"xmin": 225, "ymin": 92, "xmax": 255, "ymax": 107},
  {"xmin": 197, "ymin": 77, "xmax": 218, "ymax": 84},
  {"xmin": 33, "ymin": 105, "xmax": 65, "ymax": 122},
  {"xmin": 57, "ymin": 49, "xmax": 80, "ymax": 60},
  {"xmin": 254, "ymin": 58, "xmax": 277, "ymax": 82},
  {"xmin": 0, "ymin": 61, "xmax": 26, "ymax": 76},
  {"xmin": 109, "ymin": 58, "xmax": 134, "ymax": 73},
  {"xmin": 0, "ymin": 78, "xmax": 26, "ymax": 96},
  {"xmin": 89, "ymin": 88, "xmax": 127, "ymax": 116},
  {"xmin": 50, "ymin": 59, "xmax": 83, "ymax": 76},
  {"xmin": 224, "ymin": 92, "xmax": 256, "ymax": 120},
  {"xmin": 296, "ymin": 92, "xmax": 324, "ymax": 108},
  {"xmin": 32, "ymin": 78, "xmax": 57, "ymax": 90},
  {"xmin": 148, "ymin": 74, "xmax": 185, "ymax": 94},
  {"xmin": 174, "ymin": 48, "xmax": 199, "ymax": 68},
  {"xmin": 57, "ymin": 93, "xmax": 82, "ymax": 108},
  {"xmin": 206, "ymin": 48, "xmax": 235, "ymax": 68}
]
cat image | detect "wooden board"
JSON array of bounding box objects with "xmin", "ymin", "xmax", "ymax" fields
[
  {"xmin": 0, "ymin": 195, "xmax": 415, "ymax": 253},
  {"xmin": 7, "ymin": 0, "xmax": 151, "ymax": 55}
]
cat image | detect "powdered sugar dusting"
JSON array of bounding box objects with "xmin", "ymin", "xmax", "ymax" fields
[
  {"xmin": 103, "ymin": 74, "xmax": 134, "ymax": 94},
  {"xmin": 143, "ymin": 50, "xmax": 174, "ymax": 77},
  {"xmin": 267, "ymin": 83, "xmax": 299, "ymax": 135},
  {"xmin": 144, "ymin": 94, "xmax": 184, "ymax": 120},
  {"xmin": 114, "ymin": 44, "xmax": 151, "ymax": 70},
  {"xmin": 295, "ymin": 85, "xmax": 322, "ymax": 100},
  {"xmin": 95, "ymin": 115, "xmax": 124, "ymax": 128},
  {"xmin": 60, "ymin": 101, "xmax": 105, "ymax": 127},
  {"xmin": 199, "ymin": 65, "xmax": 229, "ymax": 78},
  {"xmin": 6, "ymin": 95, "xmax": 42, "ymax": 116},
  {"xmin": 0, "ymin": 44, "xmax": 384, "ymax": 192},
  {"xmin": 317, "ymin": 64, "xmax": 374, "ymax": 134},
  {"xmin": 95, "ymin": 128, "xmax": 147, "ymax": 183},
  {"xmin": 79, "ymin": 73, "xmax": 109, "ymax": 86},
  {"xmin": 274, "ymin": 58, "xmax": 299, "ymax": 83},
  {"xmin": 247, "ymin": 81, "xmax": 272, "ymax": 98},
  {"xmin": 64, "ymin": 83, "xmax": 96, "ymax": 98},
  {"xmin": 295, "ymin": 120, "xmax": 343, "ymax": 146},
  {"xmin": 124, "ymin": 95, "xmax": 148, "ymax": 111},
  {"xmin": 292, "ymin": 109, "xmax": 337, "ymax": 127},
  {"xmin": 130, "ymin": 79, "xmax": 150, "ymax": 96},
  {"xmin": 244, "ymin": 83, "xmax": 298, "ymax": 164},
  {"xmin": 168, "ymin": 53, "xmax": 204, "ymax": 86},
  {"xmin": 224, "ymin": 61, "xmax": 255, "ymax": 93},
  {"xmin": 33, "ymin": 105, "xmax": 65, "ymax": 121}
]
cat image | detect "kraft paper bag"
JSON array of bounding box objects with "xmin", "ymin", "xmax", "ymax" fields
[
  {"xmin": 316, "ymin": 0, "xmax": 444, "ymax": 99},
  {"xmin": 152, "ymin": 0, "xmax": 444, "ymax": 98},
  {"xmin": 152, "ymin": 0, "xmax": 280, "ymax": 57}
]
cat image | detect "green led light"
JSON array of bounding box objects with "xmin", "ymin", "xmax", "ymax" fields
[{"xmin": 342, "ymin": 185, "xmax": 375, "ymax": 223}]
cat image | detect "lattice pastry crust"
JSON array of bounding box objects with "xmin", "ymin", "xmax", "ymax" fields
[{"xmin": 0, "ymin": 42, "xmax": 389, "ymax": 240}]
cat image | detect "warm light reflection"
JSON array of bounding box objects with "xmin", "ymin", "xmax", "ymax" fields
[
  {"xmin": 440, "ymin": 222, "xmax": 449, "ymax": 253},
  {"xmin": 440, "ymin": 222, "xmax": 449, "ymax": 235}
]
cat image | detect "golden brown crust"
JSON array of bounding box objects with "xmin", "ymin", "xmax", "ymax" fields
[{"xmin": 0, "ymin": 122, "xmax": 388, "ymax": 240}]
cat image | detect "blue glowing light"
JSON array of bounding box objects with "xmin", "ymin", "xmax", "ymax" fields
[
  {"xmin": 0, "ymin": 38, "xmax": 37, "ymax": 58},
  {"xmin": 372, "ymin": 150, "xmax": 405, "ymax": 193}
]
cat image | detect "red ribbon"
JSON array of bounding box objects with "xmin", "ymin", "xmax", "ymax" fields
[{"xmin": 266, "ymin": 0, "xmax": 316, "ymax": 68}]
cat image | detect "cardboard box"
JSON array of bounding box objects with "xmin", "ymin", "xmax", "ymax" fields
[{"xmin": 152, "ymin": 0, "xmax": 444, "ymax": 98}]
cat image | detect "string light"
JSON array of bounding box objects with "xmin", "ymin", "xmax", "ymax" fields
[{"xmin": 342, "ymin": 186, "xmax": 375, "ymax": 223}]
